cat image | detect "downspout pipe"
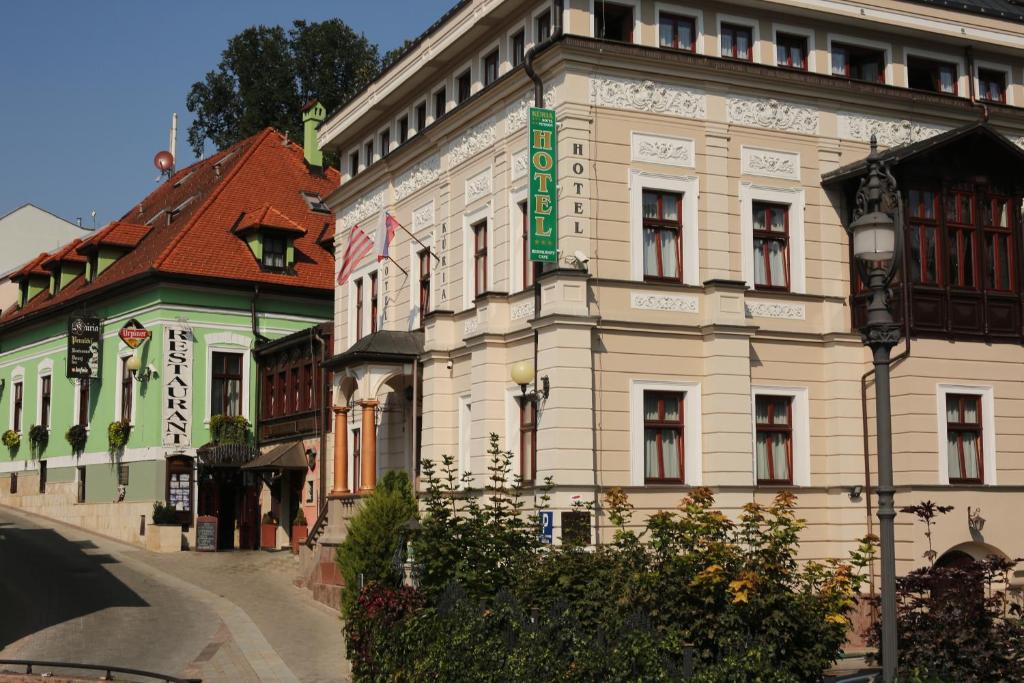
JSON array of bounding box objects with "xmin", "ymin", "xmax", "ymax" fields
[
  {"xmin": 313, "ymin": 326, "xmax": 329, "ymax": 510},
  {"xmin": 965, "ymin": 46, "xmax": 990, "ymax": 121},
  {"xmin": 523, "ymin": 0, "xmax": 564, "ymax": 109}
]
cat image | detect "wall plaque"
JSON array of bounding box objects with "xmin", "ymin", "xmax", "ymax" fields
[{"xmin": 67, "ymin": 316, "xmax": 102, "ymax": 379}]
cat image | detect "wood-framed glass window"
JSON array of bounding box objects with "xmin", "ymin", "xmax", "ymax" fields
[
  {"xmin": 302, "ymin": 363, "xmax": 313, "ymax": 412},
  {"xmin": 418, "ymin": 249, "xmax": 431, "ymax": 327},
  {"xmin": 520, "ymin": 200, "xmax": 541, "ymax": 289},
  {"xmin": 40, "ymin": 375, "xmax": 52, "ymax": 428},
  {"xmin": 354, "ymin": 278, "xmax": 364, "ymax": 340},
  {"xmin": 415, "ymin": 102, "xmax": 427, "ymax": 132},
  {"xmin": 535, "ymin": 11, "xmax": 551, "ymax": 42},
  {"xmin": 78, "ymin": 379, "xmax": 90, "ymax": 426},
  {"xmin": 12, "ymin": 381, "xmax": 22, "ymax": 432},
  {"xmin": 379, "ymin": 128, "xmax": 391, "ymax": 157},
  {"xmin": 349, "ymin": 151, "xmax": 359, "ymax": 177},
  {"xmin": 831, "ymin": 43, "xmax": 885, "ymax": 83},
  {"xmin": 642, "ymin": 190, "xmax": 683, "ymax": 282},
  {"xmin": 364, "ymin": 140, "xmax": 374, "ymax": 165},
  {"xmin": 290, "ymin": 366, "xmax": 300, "ymax": 413},
  {"xmin": 120, "ymin": 357, "xmax": 133, "ymax": 423},
  {"xmin": 277, "ymin": 370, "xmax": 287, "ymax": 415},
  {"xmin": 978, "ymin": 68, "xmax": 1006, "ymax": 104},
  {"xmin": 595, "ymin": 1, "xmax": 634, "ymax": 42},
  {"xmin": 456, "ymin": 70, "xmax": 471, "ymax": 104},
  {"xmin": 907, "ymin": 55, "xmax": 957, "ymax": 95},
  {"xmin": 511, "ymin": 29, "xmax": 526, "ymax": 67},
  {"xmin": 264, "ymin": 373, "xmax": 275, "ymax": 418},
  {"xmin": 117, "ymin": 463, "xmax": 130, "ymax": 487},
  {"xmin": 755, "ymin": 395, "xmax": 793, "ymax": 484},
  {"xmin": 643, "ymin": 391, "xmax": 685, "ymax": 482},
  {"xmin": 946, "ymin": 187, "xmax": 978, "ymax": 289},
  {"xmin": 398, "ymin": 116, "xmax": 409, "ymax": 144},
  {"xmin": 39, "ymin": 461, "xmax": 46, "ymax": 494},
  {"xmin": 77, "ymin": 466, "xmax": 85, "ymax": 503},
  {"xmin": 211, "ymin": 351, "xmax": 243, "ymax": 417},
  {"xmin": 520, "ymin": 400, "xmax": 537, "ymax": 484},
  {"xmin": 473, "ymin": 220, "xmax": 488, "ymax": 298},
  {"xmin": 434, "ymin": 88, "xmax": 447, "ymax": 118},
  {"xmin": 752, "ymin": 202, "xmax": 790, "ymax": 290},
  {"xmin": 776, "ymin": 32, "xmax": 808, "ymax": 70},
  {"xmin": 659, "ymin": 13, "xmax": 696, "ymax": 51},
  {"xmin": 483, "ymin": 50, "xmax": 499, "ymax": 86},
  {"xmin": 369, "ymin": 273, "xmax": 379, "ymax": 334},
  {"xmin": 720, "ymin": 23, "xmax": 753, "ymax": 61},
  {"xmin": 946, "ymin": 394, "xmax": 983, "ymax": 483},
  {"xmin": 983, "ymin": 193, "xmax": 1015, "ymax": 292},
  {"xmin": 907, "ymin": 189, "xmax": 942, "ymax": 285},
  {"xmin": 263, "ymin": 236, "xmax": 286, "ymax": 269}
]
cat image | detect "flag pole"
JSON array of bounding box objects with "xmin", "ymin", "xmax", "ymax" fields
[
  {"xmin": 384, "ymin": 254, "xmax": 408, "ymax": 276},
  {"xmin": 391, "ymin": 214, "xmax": 441, "ymax": 263}
]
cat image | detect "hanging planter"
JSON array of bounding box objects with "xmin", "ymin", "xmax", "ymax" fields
[
  {"xmin": 66, "ymin": 424, "xmax": 88, "ymax": 456},
  {"xmin": 2, "ymin": 430, "xmax": 20, "ymax": 455},
  {"xmin": 28, "ymin": 425, "xmax": 48, "ymax": 457},
  {"xmin": 210, "ymin": 415, "xmax": 250, "ymax": 445},
  {"xmin": 108, "ymin": 419, "xmax": 131, "ymax": 455}
]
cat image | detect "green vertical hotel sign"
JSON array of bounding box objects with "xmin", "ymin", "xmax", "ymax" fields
[{"xmin": 529, "ymin": 107, "xmax": 557, "ymax": 262}]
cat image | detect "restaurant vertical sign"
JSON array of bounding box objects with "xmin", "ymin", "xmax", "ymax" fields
[
  {"xmin": 528, "ymin": 107, "xmax": 558, "ymax": 263},
  {"xmin": 163, "ymin": 325, "xmax": 193, "ymax": 447}
]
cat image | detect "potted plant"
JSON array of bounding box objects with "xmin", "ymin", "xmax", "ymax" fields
[
  {"xmin": 65, "ymin": 424, "xmax": 88, "ymax": 456},
  {"xmin": 28, "ymin": 424, "xmax": 48, "ymax": 457},
  {"xmin": 210, "ymin": 415, "xmax": 250, "ymax": 445},
  {"xmin": 2, "ymin": 430, "xmax": 19, "ymax": 456},
  {"xmin": 147, "ymin": 501, "xmax": 183, "ymax": 553},
  {"xmin": 261, "ymin": 511, "xmax": 278, "ymax": 550},
  {"xmin": 291, "ymin": 508, "xmax": 309, "ymax": 554},
  {"xmin": 108, "ymin": 419, "xmax": 131, "ymax": 455}
]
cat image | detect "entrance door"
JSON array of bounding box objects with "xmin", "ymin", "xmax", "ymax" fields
[
  {"xmin": 239, "ymin": 483, "xmax": 260, "ymax": 550},
  {"xmin": 217, "ymin": 477, "xmax": 237, "ymax": 550}
]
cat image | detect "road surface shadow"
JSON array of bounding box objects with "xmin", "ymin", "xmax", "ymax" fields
[{"xmin": 0, "ymin": 523, "xmax": 148, "ymax": 650}]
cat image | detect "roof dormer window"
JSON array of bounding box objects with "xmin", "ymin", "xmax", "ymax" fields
[
  {"xmin": 233, "ymin": 205, "xmax": 306, "ymax": 273},
  {"xmin": 263, "ymin": 236, "xmax": 287, "ymax": 269},
  {"xmin": 302, "ymin": 192, "xmax": 330, "ymax": 214}
]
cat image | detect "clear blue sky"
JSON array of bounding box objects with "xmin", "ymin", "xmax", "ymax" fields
[{"xmin": 0, "ymin": 1, "xmax": 453, "ymax": 227}]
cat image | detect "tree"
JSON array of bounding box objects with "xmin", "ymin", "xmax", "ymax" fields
[{"xmin": 186, "ymin": 19, "xmax": 381, "ymax": 158}]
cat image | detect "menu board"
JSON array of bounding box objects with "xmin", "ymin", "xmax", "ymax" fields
[
  {"xmin": 196, "ymin": 515, "xmax": 217, "ymax": 552},
  {"xmin": 168, "ymin": 472, "xmax": 191, "ymax": 512}
]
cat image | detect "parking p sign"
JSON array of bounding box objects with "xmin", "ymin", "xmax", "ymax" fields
[{"xmin": 539, "ymin": 510, "xmax": 554, "ymax": 544}]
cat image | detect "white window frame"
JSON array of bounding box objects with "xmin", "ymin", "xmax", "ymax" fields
[
  {"xmin": 411, "ymin": 100, "xmax": 428, "ymax": 137},
  {"xmin": 974, "ymin": 59, "xmax": 1014, "ymax": 106},
  {"xmin": 8, "ymin": 367, "xmax": 24, "ymax": 433},
  {"xmin": 479, "ymin": 39, "xmax": 502, "ymax": 86},
  {"xmin": 114, "ymin": 348, "xmax": 138, "ymax": 426},
  {"xmin": 935, "ymin": 384, "xmax": 996, "ymax": 485},
  {"xmin": 36, "ymin": 358, "xmax": 53, "ymax": 429},
  {"xmin": 463, "ymin": 202, "xmax": 493, "ymax": 309},
  {"xmin": 529, "ymin": 1, "xmax": 555, "ymax": 49},
  {"xmin": 751, "ymin": 386, "xmax": 811, "ymax": 487},
  {"xmin": 654, "ymin": 3, "xmax": 705, "ymax": 54},
  {"xmin": 904, "ymin": 46, "xmax": 968, "ymax": 98},
  {"xmin": 716, "ymin": 13, "xmax": 761, "ymax": 64},
  {"xmin": 430, "ymin": 81, "xmax": 449, "ymax": 123},
  {"xmin": 739, "ymin": 182, "xmax": 806, "ymax": 294},
  {"xmin": 827, "ymin": 33, "xmax": 894, "ymax": 85},
  {"xmin": 378, "ymin": 124, "xmax": 393, "ymax": 157},
  {"xmin": 347, "ymin": 260, "xmax": 381, "ymax": 346},
  {"xmin": 452, "ymin": 60, "xmax": 474, "ymax": 106},
  {"xmin": 630, "ymin": 379, "xmax": 702, "ymax": 486},
  {"xmin": 72, "ymin": 378, "xmax": 90, "ymax": 431},
  {"xmin": 590, "ymin": 0, "xmax": 642, "ymax": 45},
  {"xmin": 629, "ymin": 169, "xmax": 700, "ymax": 285},
  {"xmin": 507, "ymin": 21, "xmax": 528, "ymax": 70},
  {"xmin": 458, "ymin": 394, "xmax": 472, "ymax": 487},
  {"xmin": 203, "ymin": 332, "xmax": 252, "ymax": 426},
  {"xmin": 408, "ymin": 233, "xmax": 435, "ymax": 330},
  {"xmin": 771, "ymin": 23, "xmax": 816, "ymax": 72},
  {"xmin": 509, "ymin": 184, "xmax": 530, "ymax": 293}
]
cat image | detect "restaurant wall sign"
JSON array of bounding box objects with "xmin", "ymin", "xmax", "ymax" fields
[
  {"xmin": 66, "ymin": 315, "xmax": 102, "ymax": 379},
  {"xmin": 163, "ymin": 325, "xmax": 193, "ymax": 447},
  {"xmin": 528, "ymin": 107, "xmax": 558, "ymax": 263},
  {"xmin": 118, "ymin": 318, "xmax": 151, "ymax": 349}
]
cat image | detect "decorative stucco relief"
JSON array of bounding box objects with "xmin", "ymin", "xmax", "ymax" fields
[
  {"xmin": 630, "ymin": 292, "xmax": 699, "ymax": 313},
  {"xmin": 592, "ymin": 77, "xmax": 706, "ymax": 120},
  {"xmin": 838, "ymin": 113, "xmax": 948, "ymax": 147},
  {"xmin": 465, "ymin": 168, "xmax": 492, "ymax": 204},
  {"xmin": 463, "ymin": 317, "xmax": 480, "ymax": 335},
  {"xmin": 511, "ymin": 301, "xmax": 535, "ymax": 320},
  {"xmin": 631, "ymin": 133, "xmax": 695, "ymax": 168},
  {"xmin": 412, "ymin": 201, "xmax": 434, "ymax": 232},
  {"xmin": 727, "ymin": 97, "xmax": 818, "ymax": 135},
  {"xmin": 740, "ymin": 147, "xmax": 800, "ymax": 180},
  {"xmin": 505, "ymin": 88, "xmax": 557, "ymax": 134},
  {"xmin": 394, "ymin": 155, "xmax": 440, "ymax": 201},
  {"xmin": 339, "ymin": 184, "xmax": 385, "ymax": 229},
  {"xmin": 446, "ymin": 117, "xmax": 497, "ymax": 169},
  {"xmin": 511, "ymin": 149, "xmax": 528, "ymax": 180},
  {"xmin": 744, "ymin": 302, "xmax": 806, "ymax": 320}
]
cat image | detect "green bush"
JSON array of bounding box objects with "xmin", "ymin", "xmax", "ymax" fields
[
  {"xmin": 209, "ymin": 414, "xmax": 250, "ymax": 444},
  {"xmin": 107, "ymin": 420, "xmax": 130, "ymax": 454},
  {"xmin": 335, "ymin": 470, "xmax": 418, "ymax": 615},
  {"xmin": 292, "ymin": 508, "xmax": 308, "ymax": 526},
  {"xmin": 2, "ymin": 429, "xmax": 19, "ymax": 452},
  {"xmin": 152, "ymin": 501, "xmax": 178, "ymax": 525}
]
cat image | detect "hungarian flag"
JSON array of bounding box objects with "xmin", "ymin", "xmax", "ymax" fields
[
  {"xmin": 375, "ymin": 211, "xmax": 401, "ymax": 262},
  {"xmin": 337, "ymin": 225, "xmax": 373, "ymax": 285}
]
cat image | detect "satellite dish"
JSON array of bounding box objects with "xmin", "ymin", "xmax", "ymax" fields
[{"xmin": 154, "ymin": 150, "xmax": 174, "ymax": 172}]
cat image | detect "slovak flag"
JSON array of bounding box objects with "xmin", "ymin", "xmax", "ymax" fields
[{"xmin": 374, "ymin": 210, "xmax": 401, "ymax": 262}]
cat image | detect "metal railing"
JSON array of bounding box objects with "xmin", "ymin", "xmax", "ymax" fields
[
  {"xmin": 304, "ymin": 502, "xmax": 329, "ymax": 549},
  {"xmin": 0, "ymin": 659, "xmax": 201, "ymax": 682}
]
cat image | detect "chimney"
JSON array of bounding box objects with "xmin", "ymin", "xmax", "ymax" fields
[{"xmin": 301, "ymin": 99, "xmax": 326, "ymax": 168}]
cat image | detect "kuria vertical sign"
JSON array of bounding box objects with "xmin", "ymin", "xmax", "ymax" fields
[
  {"xmin": 163, "ymin": 325, "xmax": 193, "ymax": 447},
  {"xmin": 529, "ymin": 107, "xmax": 558, "ymax": 262}
]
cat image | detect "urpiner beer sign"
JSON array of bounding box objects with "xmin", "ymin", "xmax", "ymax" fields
[{"xmin": 118, "ymin": 318, "xmax": 151, "ymax": 349}]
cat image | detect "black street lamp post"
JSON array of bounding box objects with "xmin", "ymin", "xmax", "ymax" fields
[{"xmin": 847, "ymin": 136, "xmax": 901, "ymax": 683}]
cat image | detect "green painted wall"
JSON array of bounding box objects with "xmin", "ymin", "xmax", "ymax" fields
[
  {"xmin": 82, "ymin": 460, "xmax": 163, "ymax": 503},
  {"xmin": 47, "ymin": 466, "xmax": 75, "ymax": 484}
]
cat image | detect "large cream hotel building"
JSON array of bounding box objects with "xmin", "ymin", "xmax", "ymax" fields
[{"xmin": 316, "ymin": 0, "xmax": 1024, "ymax": 580}]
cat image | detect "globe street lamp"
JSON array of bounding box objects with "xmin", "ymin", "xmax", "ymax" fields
[{"xmin": 848, "ymin": 136, "xmax": 901, "ymax": 683}]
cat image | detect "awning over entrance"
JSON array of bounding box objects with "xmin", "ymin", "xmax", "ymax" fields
[
  {"xmin": 242, "ymin": 440, "xmax": 309, "ymax": 471},
  {"xmin": 324, "ymin": 330, "xmax": 424, "ymax": 370},
  {"xmin": 196, "ymin": 443, "xmax": 261, "ymax": 468}
]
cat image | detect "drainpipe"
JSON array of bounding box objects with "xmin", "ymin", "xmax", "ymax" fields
[
  {"xmin": 251, "ymin": 285, "xmax": 269, "ymax": 450},
  {"xmin": 965, "ymin": 46, "xmax": 990, "ymax": 122},
  {"xmin": 313, "ymin": 326, "xmax": 329, "ymax": 510}
]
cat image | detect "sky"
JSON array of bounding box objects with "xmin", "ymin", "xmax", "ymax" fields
[{"xmin": 0, "ymin": 1, "xmax": 453, "ymax": 228}]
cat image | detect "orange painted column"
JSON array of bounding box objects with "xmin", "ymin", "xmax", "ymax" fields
[
  {"xmin": 359, "ymin": 400, "xmax": 378, "ymax": 493},
  {"xmin": 331, "ymin": 406, "xmax": 350, "ymax": 496}
]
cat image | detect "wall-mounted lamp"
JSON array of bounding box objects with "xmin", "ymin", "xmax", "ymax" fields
[
  {"xmin": 126, "ymin": 351, "xmax": 153, "ymax": 382},
  {"xmin": 848, "ymin": 485, "xmax": 864, "ymax": 500},
  {"xmin": 306, "ymin": 447, "xmax": 317, "ymax": 471},
  {"xmin": 510, "ymin": 361, "xmax": 549, "ymax": 404}
]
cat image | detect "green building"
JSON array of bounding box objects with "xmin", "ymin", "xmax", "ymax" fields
[{"xmin": 0, "ymin": 119, "xmax": 338, "ymax": 549}]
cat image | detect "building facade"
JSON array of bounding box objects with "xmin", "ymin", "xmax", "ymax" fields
[
  {"xmin": 0, "ymin": 123, "xmax": 339, "ymax": 549},
  {"xmin": 317, "ymin": 0, "xmax": 1024, "ymax": 585}
]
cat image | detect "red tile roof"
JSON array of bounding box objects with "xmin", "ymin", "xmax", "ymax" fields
[
  {"xmin": 41, "ymin": 239, "xmax": 87, "ymax": 269},
  {"xmin": 8, "ymin": 253, "xmax": 49, "ymax": 281},
  {"xmin": 232, "ymin": 205, "xmax": 307, "ymax": 236},
  {"xmin": 0, "ymin": 128, "xmax": 340, "ymax": 328}
]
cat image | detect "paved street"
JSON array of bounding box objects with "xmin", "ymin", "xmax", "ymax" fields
[{"xmin": 0, "ymin": 507, "xmax": 349, "ymax": 683}]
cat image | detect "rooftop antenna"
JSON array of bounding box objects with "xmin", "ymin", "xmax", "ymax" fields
[
  {"xmin": 169, "ymin": 112, "xmax": 177, "ymax": 168},
  {"xmin": 91, "ymin": 210, "xmax": 97, "ymax": 228},
  {"xmin": 153, "ymin": 112, "xmax": 177, "ymax": 181}
]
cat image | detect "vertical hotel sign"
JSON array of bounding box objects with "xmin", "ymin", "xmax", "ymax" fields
[
  {"xmin": 163, "ymin": 325, "xmax": 193, "ymax": 447},
  {"xmin": 528, "ymin": 107, "xmax": 557, "ymax": 262}
]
